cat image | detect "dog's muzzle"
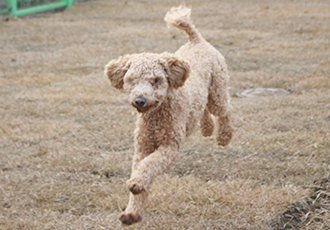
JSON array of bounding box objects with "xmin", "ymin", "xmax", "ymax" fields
[{"xmin": 134, "ymin": 97, "xmax": 146, "ymax": 108}]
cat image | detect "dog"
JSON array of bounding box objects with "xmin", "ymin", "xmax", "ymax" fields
[{"xmin": 105, "ymin": 6, "xmax": 233, "ymax": 225}]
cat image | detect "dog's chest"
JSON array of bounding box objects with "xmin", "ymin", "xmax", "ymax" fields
[{"xmin": 139, "ymin": 110, "xmax": 186, "ymax": 146}]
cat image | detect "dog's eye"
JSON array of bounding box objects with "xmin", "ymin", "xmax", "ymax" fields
[{"xmin": 151, "ymin": 78, "xmax": 160, "ymax": 86}]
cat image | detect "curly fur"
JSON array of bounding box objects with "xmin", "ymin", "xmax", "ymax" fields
[{"xmin": 105, "ymin": 6, "xmax": 233, "ymax": 225}]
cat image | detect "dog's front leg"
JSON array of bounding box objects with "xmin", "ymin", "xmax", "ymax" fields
[
  {"xmin": 119, "ymin": 190, "xmax": 148, "ymax": 225},
  {"xmin": 127, "ymin": 145, "xmax": 179, "ymax": 195},
  {"xmin": 119, "ymin": 161, "xmax": 150, "ymax": 225},
  {"xmin": 119, "ymin": 145, "xmax": 178, "ymax": 225},
  {"xmin": 119, "ymin": 139, "xmax": 155, "ymax": 225}
]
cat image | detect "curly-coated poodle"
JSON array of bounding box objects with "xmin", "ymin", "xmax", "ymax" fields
[{"xmin": 105, "ymin": 6, "xmax": 233, "ymax": 225}]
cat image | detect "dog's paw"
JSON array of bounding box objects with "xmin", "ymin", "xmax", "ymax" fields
[
  {"xmin": 201, "ymin": 124, "xmax": 214, "ymax": 137},
  {"xmin": 127, "ymin": 178, "xmax": 146, "ymax": 194},
  {"xmin": 119, "ymin": 212, "xmax": 142, "ymax": 225},
  {"xmin": 217, "ymin": 127, "xmax": 233, "ymax": 146}
]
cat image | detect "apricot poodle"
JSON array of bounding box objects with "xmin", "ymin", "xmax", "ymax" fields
[{"xmin": 105, "ymin": 6, "xmax": 233, "ymax": 225}]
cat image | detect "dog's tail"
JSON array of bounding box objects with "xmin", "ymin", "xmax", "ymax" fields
[{"xmin": 164, "ymin": 6, "xmax": 202, "ymax": 44}]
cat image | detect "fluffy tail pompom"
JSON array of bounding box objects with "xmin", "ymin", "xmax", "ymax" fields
[{"xmin": 164, "ymin": 6, "xmax": 202, "ymax": 43}]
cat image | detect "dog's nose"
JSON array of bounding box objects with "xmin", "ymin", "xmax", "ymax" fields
[{"xmin": 135, "ymin": 97, "xmax": 146, "ymax": 107}]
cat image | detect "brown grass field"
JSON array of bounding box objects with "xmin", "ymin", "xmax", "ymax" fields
[{"xmin": 1, "ymin": 0, "xmax": 329, "ymax": 229}]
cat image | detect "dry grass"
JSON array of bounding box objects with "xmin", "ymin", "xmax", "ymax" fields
[
  {"xmin": 274, "ymin": 176, "xmax": 330, "ymax": 229},
  {"xmin": 0, "ymin": 0, "xmax": 329, "ymax": 229}
]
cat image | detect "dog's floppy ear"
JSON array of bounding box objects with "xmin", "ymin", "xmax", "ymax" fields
[
  {"xmin": 160, "ymin": 52, "xmax": 190, "ymax": 89},
  {"xmin": 104, "ymin": 55, "xmax": 131, "ymax": 90}
]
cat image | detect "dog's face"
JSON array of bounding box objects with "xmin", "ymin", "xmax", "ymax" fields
[
  {"xmin": 105, "ymin": 53, "xmax": 190, "ymax": 113},
  {"xmin": 123, "ymin": 58, "xmax": 169, "ymax": 113}
]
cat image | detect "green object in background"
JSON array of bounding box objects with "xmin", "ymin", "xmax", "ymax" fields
[
  {"xmin": 0, "ymin": 0, "xmax": 10, "ymax": 14},
  {"xmin": 1, "ymin": 0, "xmax": 73, "ymax": 17}
]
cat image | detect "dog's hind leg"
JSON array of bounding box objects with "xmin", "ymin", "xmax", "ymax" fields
[
  {"xmin": 215, "ymin": 114, "xmax": 232, "ymax": 146},
  {"xmin": 207, "ymin": 56, "xmax": 233, "ymax": 146},
  {"xmin": 200, "ymin": 108, "xmax": 215, "ymax": 137}
]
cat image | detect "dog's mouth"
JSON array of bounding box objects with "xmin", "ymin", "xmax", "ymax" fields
[{"xmin": 132, "ymin": 101, "xmax": 160, "ymax": 113}]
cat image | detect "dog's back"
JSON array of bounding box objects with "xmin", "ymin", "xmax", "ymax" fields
[
  {"xmin": 165, "ymin": 6, "xmax": 233, "ymax": 145},
  {"xmin": 164, "ymin": 6, "xmax": 225, "ymax": 88}
]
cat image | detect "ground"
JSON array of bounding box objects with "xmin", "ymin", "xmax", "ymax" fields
[{"xmin": 0, "ymin": 0, "xmax": 329, "ymax": 229}]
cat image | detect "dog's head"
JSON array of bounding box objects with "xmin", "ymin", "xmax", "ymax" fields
[{"xmin": 105, "ymin": 52, "xmax": 190, "ymax": 113}]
